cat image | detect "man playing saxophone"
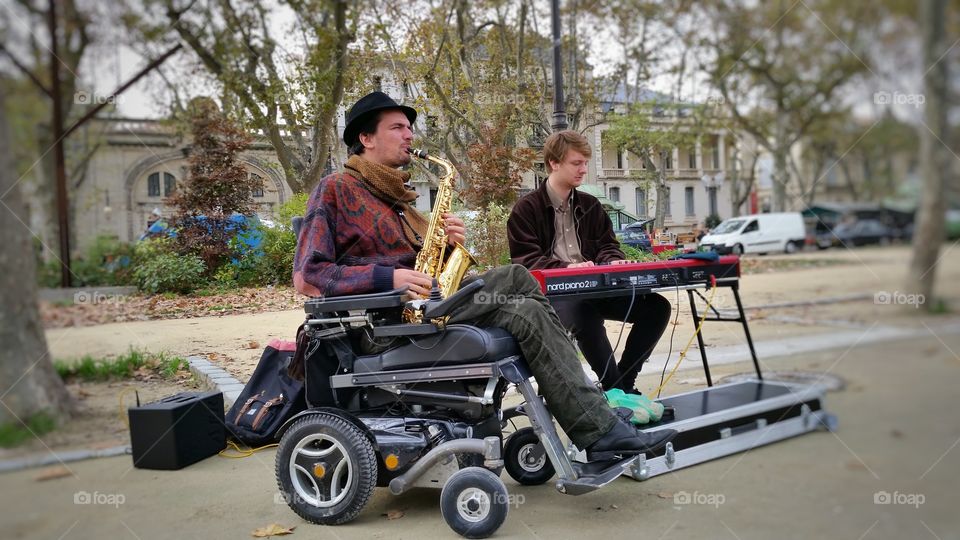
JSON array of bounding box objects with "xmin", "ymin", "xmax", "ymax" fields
[{"xmin": 293, "ymin": 91, "xmax": 676, "ymax": 461}]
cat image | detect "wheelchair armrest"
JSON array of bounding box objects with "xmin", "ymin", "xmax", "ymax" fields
[
  {"xmin": 423, "ymin": 279, "xmax": 485, "ymax": 319},
  {"xmin": 304, "ymin": 286, "xmax": 409, "ymax": 315}
]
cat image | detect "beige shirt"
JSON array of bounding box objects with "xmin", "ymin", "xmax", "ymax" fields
[{"xmin": 546, "ymin": 183, "xmax": 584, "ymax": 264}]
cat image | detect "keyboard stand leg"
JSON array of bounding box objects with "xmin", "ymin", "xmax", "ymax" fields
[
  {"xmin": 731, "ymin": 283, "xmax": 763, "ymax": 380},
  {"xmin": 687, "ymin": 289, "xmax": 713, "ymax": 386}
]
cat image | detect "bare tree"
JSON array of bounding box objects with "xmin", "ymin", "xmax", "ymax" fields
[
  {"xmin": 0, "ymin": 83, "xmax": 74, "ymax": 426},
  {"xmin": 130, "ymin": 0, "xmax": 354, "ymax": 194},
  {"xmin": 907, "ymin": 0, "xmax": 950, "ymax": 310},
  {"xmin": 697, "ymin": 0, "xmax": 876, "ymax": 211}
]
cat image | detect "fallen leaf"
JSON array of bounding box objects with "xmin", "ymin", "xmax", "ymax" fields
[
  {"xmin": 247, "ymin": 341, "xmax": 260, "ymax": 349},
  {"xmin": 251, "ymin": 523, "xmax": 295, "ymax": 537},
  {"xmin": 383, "ymin": 509, "xmax": 404, "ymax": 520},
  {"xmin": 890, "ymin": 429, "xmax": 904, "ymax": 439},
  {"xmin": 657, "ymin": 491, "xmax": 674, "ymax": 499},
  {"xmin": 35, "ymin": 466, "xmax": 72, "ymax": 481},
  {"xmin": 845, "ymin": 460, "xmax": 868, "ymax": 471}
]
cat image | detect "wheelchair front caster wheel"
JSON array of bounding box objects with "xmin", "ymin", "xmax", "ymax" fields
[
  {"xmin": 440, "ymin": 467, "xmax": 509, "ymax": 539},
  {"xmin": 275, "ymin": 413, "xmax": 377, "ymax": 525},
  {"xmin": 504, "ymin": 427, "xmax": 555, "ymax": 486}
]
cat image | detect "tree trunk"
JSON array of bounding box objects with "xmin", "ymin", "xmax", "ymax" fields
[
  {"xmin": 0, "ymin": 86, "xmax": 74, "ymax": 425},
  {"xmin": 907, "ymin": 0, "xmax": 949, "ymax": 310},
  {"xmin": 772, "ymin": 144, "xmax": 788, "ymax": 212}
]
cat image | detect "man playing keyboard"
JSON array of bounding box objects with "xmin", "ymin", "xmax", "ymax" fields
[{"xmin": 507, "ymin": 131, "xmax": 672, "ymax": 415}]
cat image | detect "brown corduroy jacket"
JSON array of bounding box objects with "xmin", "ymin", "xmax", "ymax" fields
[{"xmin": 507, "ymin": 181, "xmax": 625, "ymax": 270}]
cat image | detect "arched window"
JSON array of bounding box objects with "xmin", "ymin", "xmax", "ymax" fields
[
  {"xmin": 164, "ymin": 173, "xmax": 176, "ymax": 196},
  {"xmin": 148, "ymin": 173, "xmax": 160, "ymax": 197},
  {"xmin": 148, "ymin": 172, "xmax": 176, "ymax": 197},
  {"xmin": 251, "ymin": 173, "xmax": 265, "ymax": 198}
]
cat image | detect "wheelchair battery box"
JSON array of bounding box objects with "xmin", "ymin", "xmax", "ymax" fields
[{"xmin": 128, "ymin": 391, "xmax": 226, "ymax": 470}]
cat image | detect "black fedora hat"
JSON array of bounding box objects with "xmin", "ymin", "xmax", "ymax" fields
[{"xmin": 343, "ymin": 91, "xmax": 417, "ymax": 146}]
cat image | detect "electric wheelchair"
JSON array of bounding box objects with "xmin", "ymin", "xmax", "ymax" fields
[{"xmin": 273, "ymin": 275, "xmax": 651, "ymax": 538}]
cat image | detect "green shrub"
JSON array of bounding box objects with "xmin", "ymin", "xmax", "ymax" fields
[
  {"xmin": 620, "ymin": 243, "xmax": 657, "ymax": 262},
  {"xmin": 0, "ymin": 412, "xmax": 56, "ymax": 448},
  {"xmin": 278, "ymin": 193, "xmax": 309, "ymax": 230},
  {"xmin": 73, "ymin": 235, "xmax": 136, "ymax": 286},
  {"xmin": 54, "ymin": 349, "xmax": 189, "ymax": 381},
  {"xmin": 215, "ymin": 197, "xmax": 306, "ymax": 287},
  {"xmin": 36, "ymin": 235, "xmax": 135, "ymax": 288},
  {"xmin": 464, "ymin": 203, "xmax": 512, "ymax": 269},
  {"xmin": 133, "ymin": 237, "xmax": 206, "ymax": 294}
]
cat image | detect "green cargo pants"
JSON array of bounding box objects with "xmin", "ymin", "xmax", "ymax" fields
[{"xmin": 449, "ymin": 264, "xmax": 618, "ymax": 448}]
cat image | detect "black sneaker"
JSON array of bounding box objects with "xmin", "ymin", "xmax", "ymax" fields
[{"xmin": 586, "ymin": 420, "xmax": 678, "ymax": 461}]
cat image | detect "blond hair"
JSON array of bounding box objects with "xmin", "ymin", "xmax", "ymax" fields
[{"xmin": 543, "ymin": 130, "xmax": 592, "ymax": 172}]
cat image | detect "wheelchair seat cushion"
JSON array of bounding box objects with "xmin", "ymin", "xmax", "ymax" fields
[{"xmin": 352, "ymin": 325, "xmax": 519, "ymax": 373}]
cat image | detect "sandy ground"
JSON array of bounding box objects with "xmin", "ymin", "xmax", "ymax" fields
[{"xmin": 2, "ymin": 333, "xmax": 958, "ymax": 539}]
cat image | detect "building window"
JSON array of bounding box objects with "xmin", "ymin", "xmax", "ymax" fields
[
  {"xmin": 712, "ymin": 141, "xmax": 720, "ymax": 169},
  {"xmin": 688, "ymin": 148, "xmax": 697, "ymax": 169},
  {"xmin": 664, "ymin": 186, "xmax": 672, "ymax": 216},
  {"xmin": 685, "ymin": 186, "xmax": 695, "ymax": 216},
  {"xmin": 616, "ymin": 147, "xmax": 624, "ymax": 169},
  {"xmin": 664, "ymin": 152, "xmax": 673, "ymax": 170},
  {"xmin": 635, "ymin": 188, "xmax": 647, "ymax": 217},
  {"xmin": 250, "ymin": 173, "xmax": 265, "ymax": 198},
  {"xmin": 430, "ymin": 188, "xmax": 438, "ymax": 208},
  {"xmin": 163, "ymin": 173, "xmax": 176, "ymax": 196},
  {"xmin": 148, "ymin": 173, "xmax": 160, "ymax": 197},
  {"xmin": 709, "ymin": 187, "xmax": 718, "ymax": 216},
  {"xmin": 609, "ymin": 186, "xmax": 620, "ymax": 202}
]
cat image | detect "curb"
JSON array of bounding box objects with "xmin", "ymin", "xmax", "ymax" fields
[{"xmin": 186, "ymin": 356, "xmax": 245, "ymax": 408}]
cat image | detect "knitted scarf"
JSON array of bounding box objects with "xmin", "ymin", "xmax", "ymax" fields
[{"xmin": 344, "ymin": 154, "xmax": 429, "ymax": 247}]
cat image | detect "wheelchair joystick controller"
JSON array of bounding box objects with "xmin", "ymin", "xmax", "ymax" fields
[{"xmin": 428, "ymin": 279, "xmax": 443, "ymax": 302}]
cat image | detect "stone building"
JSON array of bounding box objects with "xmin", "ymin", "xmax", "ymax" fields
[{"xmin": 63, "ymin": 118, "xmax": 293, "ymax": 253}]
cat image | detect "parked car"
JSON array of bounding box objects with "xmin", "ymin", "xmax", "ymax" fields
[
  {"xmin": 700, "ymin": 212, "xmax": 807, "ymax": 255},
  {"xmin": 615, "ymin": 219, "xmax": 655, "ymax": 251},
  {"xmin": 828, "ymin": 219, "xmax": 895, "ymax": 247}
]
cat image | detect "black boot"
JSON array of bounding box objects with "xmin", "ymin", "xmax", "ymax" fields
[{"xmin": 586, "ymin": 419, "xmax": 678, "ymax": 461}]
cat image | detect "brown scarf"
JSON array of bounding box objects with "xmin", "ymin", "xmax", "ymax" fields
[{"xmin": 344, "ymin": 154, "xmax": 429, "ymax": 247}]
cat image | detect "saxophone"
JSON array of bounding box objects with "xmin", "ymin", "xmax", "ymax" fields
[{"xmin": 408, "ymin": 148, "xmax": 478, "ymax": 300}]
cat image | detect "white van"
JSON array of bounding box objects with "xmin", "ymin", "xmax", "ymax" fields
[{"xmin": 700, "ymin": 212, "xmax": 807, "ymax": 255}]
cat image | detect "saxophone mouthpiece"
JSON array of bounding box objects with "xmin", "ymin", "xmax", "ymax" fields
[{"xmin": 408, "ymin": 148, "xmax": 429, "ymax": 159}]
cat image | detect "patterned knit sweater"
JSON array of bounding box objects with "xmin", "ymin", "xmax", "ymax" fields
[{"xmin": 293, "ymin": 170, "xmax": 421, "ymax": 297}]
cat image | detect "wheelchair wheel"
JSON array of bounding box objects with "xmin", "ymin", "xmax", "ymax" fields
[
  {"xmin": 504, "ymin": 427, "xmax": 555, "ymax": 486},
  {"xmin": 275, "ymin": 413, "xmax": 377, "ymax": 525},
  {"xmin": 440, "ymin": 467, "xmax": 509, "ymax": 539}
]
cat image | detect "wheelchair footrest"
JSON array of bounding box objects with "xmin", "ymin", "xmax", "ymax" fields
[{"xmin": 557, "ymin": 455, "xmax": 642, "ymax": 496}]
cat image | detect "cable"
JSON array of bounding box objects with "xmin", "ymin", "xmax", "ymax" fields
[
  {"xmin": 118, "ymin": 387, "xmax": 139, "ymax": 429},
  {"xmin": 597, "ymin": 282, "xmax": 637, "ymax": 389},
  {"xmin": 218, "ymin": 439, "xmax": 279, "ymax": 458},
  {"xmin": 657, "ymin": 285, "xmax": 682, "ymax": 399},
  {"xmin": 651, "ymin": 281, "xmax": 718, "ymax": 398}
]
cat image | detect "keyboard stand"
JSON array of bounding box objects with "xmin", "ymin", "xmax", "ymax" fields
[{"xmin": 687, "ymin": 280, "xmax": 762, "ymax": 386}]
